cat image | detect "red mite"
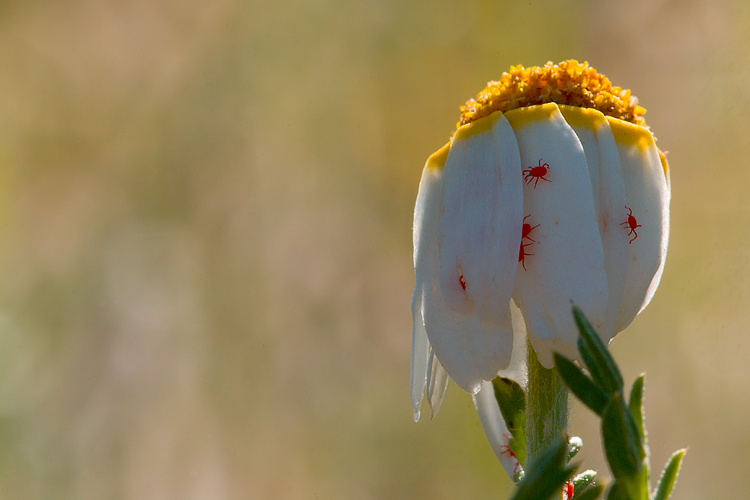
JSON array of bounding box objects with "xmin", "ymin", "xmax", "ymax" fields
[
  {"xmin": 565, "ymin": 481, "xmax": 574, "ymax": 499},
  {"xmin": 499, "ymin": 434, "xmax": 521, "ymax": 474},
  {"xmin": 519, "ymin": 242, "xmax": 533, "ymax": 271},
  {"xmin": 620, "ymin": 205, "xmax": 642, "ymax": 244},
  {"xmin": 458, "ymin": 274, "xmax": 467, "ymax": 290},
  {"xmin": 522, "ymin": 214, "xmax": 539, "ymax": 242},
  {"xmin": 522, "ymin": 158, "xmax": 551, "ymax": 188}
]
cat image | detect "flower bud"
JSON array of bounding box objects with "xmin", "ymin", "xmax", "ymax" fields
[{"xmin": 410, "ymin": 60, "xmax": 670, "ymax": 420}]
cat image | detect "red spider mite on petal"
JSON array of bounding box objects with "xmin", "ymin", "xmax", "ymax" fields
[
  {"xmin": 522, "ymin": 214, "xmax": 539, "ymax": 242},
  {"xmin": 498, "ymin": 444, "xmax": 518, "ymax": 461},
  {"xmin": 522, "ymin": 158, "xmax": 551, "ymax": 188},
  {"xmin": 498, "ymin": 434, "xmax": 521, "ymax": 474},
  {"xmin": 519, "ymin": 242, "xmax": 533, "ymax": 271},
  {"xmin": 621, "ymin": 205, "xmax": 642, "ymax": 244},
  {"xmin": 458, "ymin": 274, "xmax": 467, "ymax": 290}
]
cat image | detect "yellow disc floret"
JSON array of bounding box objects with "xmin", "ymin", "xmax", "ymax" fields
[{"xmin": 458, "ymin": 60, "xmax": 647, "ymax": 129}]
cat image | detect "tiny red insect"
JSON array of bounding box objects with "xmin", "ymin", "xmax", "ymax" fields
[
  {"xmin": 498, "ymin": 434, "xmax": 521, "ymax": 474},
  {"xmin": 620, "ymin": 205, "xmax": 642, "ymax": 244},
  {"xmin": 498, "ymin": 444, "xmax": 517, "ymax": 460},
  {"xmin": 519, "ymin": 241, "xmax": 533, "ymax": 271},
  {"xmin": 522, "ymin": 158, "xmax": 551, "ymax": 188},
  {"xmin": 458, "ymin": 274, "xmax": 467, "ymax": 290},
  {"xmin": 522, "ymin": 214, "xmax": 539, "ymax": 242},
  {"xmin": 565, "ymin": 481, "xmax": 574, "ymax": 499}
]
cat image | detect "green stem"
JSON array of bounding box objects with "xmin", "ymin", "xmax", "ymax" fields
[{"xmin": 526, "ymin": 336, "xmax": 568, "ymax": 466}]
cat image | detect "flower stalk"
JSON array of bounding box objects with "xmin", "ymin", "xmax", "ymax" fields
[{"xmin": 526, "ymin": 335, "xmax": 568, "ymax": 467}]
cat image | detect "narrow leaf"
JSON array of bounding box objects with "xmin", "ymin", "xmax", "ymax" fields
[
  {"xmin": 605, "ymin": 480, "xmax": 630, "ymax": 500},
  {"xmin": 577, "ymin": 339, "xmax": 605, "ymax": 390},
  {"xmin": 567, "ymin": 436, "xmax": 584, "ymax": 462},
  {"xmin": 631, "ymin": 461, "xmax": 651, "ymax": 500},
  {"xmin": 572, "ymin": 469, "xmax": 597, "ymax": 492},
  {"xmin": 573, "ymin": 306, "xmax": 624, "ymax": 394},
  {"xmin": 601, "ymin": 394, "xmax": 640, "ymax": 478},
  {"xmin": 510, "ymin": 438, "xmax": 577, "ymax": 500},
  {"xmin": 555, "ymin": 353, "xmax": 609, "ymax": 415},
  {"xmin": 653, "ymin": 449, "xmax": 686, "ymax": 500},
  {"xmin": 574, "ymin": 482, "xmax": 604, "ymax": 500},
  {"xmin": 492, "ymin": 376, "xmax": 526, "ymax": 466},
  {"xmin": 628, "ymin": 374, "xmax": 646, "ymax": 442}
]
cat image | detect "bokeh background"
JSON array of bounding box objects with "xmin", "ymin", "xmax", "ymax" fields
[{"xmin": 0, "ymin": 0, "xmax": 748, "ymax": 498}]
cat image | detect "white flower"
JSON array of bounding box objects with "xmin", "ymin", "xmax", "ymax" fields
[{"xmin": 410, "ymin": 61, "xmax": 670, "ymax": 422}]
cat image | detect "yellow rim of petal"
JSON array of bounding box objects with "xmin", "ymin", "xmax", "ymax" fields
[
  {"xmin": 607, "ymin": 116, "xmax": 670, "ymax": 180},
  {"xmin": 458, "ymin": 60, "xmax": 647, "ymax": 129},
  {"xmin": 659, "ymin": 150, "xmax": 670, "ymax": 184},
  {"xmin": 426, "ymin": 142, "xmax": 450, "ymax": 170},
  {"xmin": 503, "ymin": 102, "xmax": 558, "ymax": 129},
  {"xmin": 454, "ymin": 109, "xmax": 504, "ymax": 140},
  {"xmin": 558, "ymin": 105, "xmax": 609, "ymax": 132},
  {"xmin": 607, "ymin": 117, "xmax": 655, "ymax": 151}
]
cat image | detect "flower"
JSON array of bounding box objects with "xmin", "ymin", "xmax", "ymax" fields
[{"xmin": 410, "ymin": 61, "xmax": 670, "ymax": 422}]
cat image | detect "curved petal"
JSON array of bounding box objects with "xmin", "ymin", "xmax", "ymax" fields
[
  {"xmin": 426, "ymin": 348, "xmax": 449, "ymax": 419},
  {"xmin": 438, "ymin": 111, "xmax": 523, "ymax": 325},
  {"xmin": 473, "ymin": 380, "xmax": 521, "ymax": 480},
  {"xmin": 502, "ymin": 299, "xmax": 529, "ymax": 385},
  {"xmin": 559, "ymin": 106, "xmax": 628, "ymax": 344},
  {"xmin": 606, "ymin": 118, "xmax": 670, "ymax": 334},
  {"xmin": 410, "ymin": 144, "xmax": 448, "ymax": 420},
  {"xmin": 471, "ymin": 300, "xmax": 528, "ymax": 465},
  {"xmin": 410, "ymin": 289, "xmax": 430, "ymax": 422},
  {"xmin": 425, "ymin": 111, "xmax": 523, "ymax": 393},
  {"xmin": 414, "ymin": 143, "xmax": 449, "ymax": 265},
  {"xmin": 505, "ymin": 103, "xmax": 608, "ymax": 368}
]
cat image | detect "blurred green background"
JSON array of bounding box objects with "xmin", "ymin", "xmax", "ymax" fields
[{"xmin": 0, "ymin": 0, "xmax": 748, "ymax": 498}]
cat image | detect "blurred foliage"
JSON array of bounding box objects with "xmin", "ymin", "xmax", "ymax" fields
[{"xmin": 0, "ymin": 0, "xmax": 748, "ymax": 499}]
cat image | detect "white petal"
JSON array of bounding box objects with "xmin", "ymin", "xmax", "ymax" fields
[
  {"xmin": 410, "ymin": 144, "xmax": 448, "ymax": 420},
  {"xmin": 473, "ymin": 302, "xmax": 526, "ymax": 478},
  {"xmin": 410, "ymin": 288, "xmax": 430, "ymax": 422},
  {"xmin": 426, "ymin": 348, "xmax": 449, "ymax": 418},
  {"xmin": 473, "ymin": 380, "xmax": 521, "ymax": 480},
  {"xmin": 559, "ymin": 106, "xmax": 628, "ymax": 343},
  {"xmin": 424, "ymin": 111, "xmax": 523, "ymax": 393},
  {"xmin": 413, "ymin": 143, "xmax": 449, "ymax": 266},
  {"xmin": 606, "ymin": 118, "xmax": 670, "ymax": 333},
  {"xmin": 525, "ymin": 335, "xmax": 579, "ymax": 369},
  {"xmin": 502, "ymin": 299, "xmax": 528, "ymax": 385},
  {"xmin": 438, "ymin": 111, "xmax": 524, "ymax": 325},
  {"xmin": 506, "ymin": 103, "xmax": 608, "ymax": 368}
]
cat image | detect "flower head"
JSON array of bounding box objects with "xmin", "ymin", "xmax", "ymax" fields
[{"xmin": 411, "ymin": 60, "xmax": 670, "ymax": 421}]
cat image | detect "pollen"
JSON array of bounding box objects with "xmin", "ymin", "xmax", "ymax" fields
[{"xmin": 458, "ymin": 60, "xmax": 647, "ymax": 128}]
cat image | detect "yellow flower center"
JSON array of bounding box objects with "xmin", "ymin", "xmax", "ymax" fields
[{"xmin": 458, "ymin": 60, "xmax": 647, "ymax": 129}]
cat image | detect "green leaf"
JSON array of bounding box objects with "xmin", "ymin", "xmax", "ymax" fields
[
  {"xmin": 510, "ymin": 438, "xmax": 577, "ymax": 500},
  {"xmin": 653, "ymin": 449, "xmax": 686, "ymax": 500},
  {"xmin": 631, "ymin": 460, "xmax": 651, "ymax": 500},
  {"xmin": 567, "ymin": 436, "xmax": 584, "ymax": 462},
  {"xmin": 605, "ymin": 474, "xmax": 647, "ymax": 500},
  {"xmin": 492, "ymin": 376, "xmax": 526, "ymax": 466},
  {"xmin": 572, "ymin": 469, "xmax": 597, "ymax": 492},
  {"xmin": 574, "ymin": 482, "xmax": 604, "ymax": 500},
  {"xmin": 628, "ymin": 374, "xmax": 646, "ymax": 442},
  {"xmin": 555, "ymin": 353, "xmax": 609, "ymax": 415},
  {"xmin": 601, "ymin": 394, "xmax": 640, "ymax": 478},
  {"xmin": 573, "ymin": 306, "xmax": 624, "ymax": 394},
  {"xmin": 605, "ymin": 480, "xmax": 630, "ymax": 500},
  {"xmin": 562, "ymin": 308, "xmax": 685, "ymax": 500}
]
